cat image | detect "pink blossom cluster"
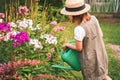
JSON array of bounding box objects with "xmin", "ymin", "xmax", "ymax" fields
[
  {"xmin": 50, "ymin": 21, "xmax": 57, "ymax": 25},
  {"xmin": 0, "ymin": 22, "xmax": 10, "ymax": 33},
  {"xmin": 53, "ymin": 26, "xmax": 65, "ymax": 32},
  {"xmin": 4, "ymin": 76, "xmax": 22, "ymax": 80},
  {"xmin": 46, "ymin": 53, "xmax": 51, "ymax": 59},
  {"xmin": 31, "ymin": 74, "xmax": 66, "ymax": 80},
  {"xmin": 50, "ymin": 21, "xmax": 66, "ymax": 32},
  {"xmin": 17, "ymin": 6, "xmax": 29, "ymax": 15},
  {"xmin": 51, "ymin": 48, "xmax": 55, "ymax": 52},
  {"xmin": 10, "ymin": 31, "xmax": 29, "ymax": 47},
  {"xmin": 0, "ymin": 13, "xmax": 5, "ymax": 18},
  {"xmin": 0, "ymin": 63, "xmax": 15, "ymax": 78},
  {"xmin": 45, "ymin": 48, "xmax": 55, "ymax": 59},
  {"xmin": 0, "ymin": 59, "xmax": 46, "ymax": 78}
]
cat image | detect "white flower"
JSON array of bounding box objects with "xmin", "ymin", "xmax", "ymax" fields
[
  {"xmin": 36, "ymin": 24, "xmax": 41, "ymax": 30},
  {"xmin": 16, "ymin": 20, "xmax": 22, "ymax": 24},
  {"xmin": 34, "ymin": 42, "xmax": 43, "ymax": 50},
  {"xmin": 29, "ymin": 24, "xmax": 41, "ymax": 31},
  {"xmin": 30, "ymin": 27, "xmax": 35, "ymax": 31},
  {"xmin": 40, "ymin": 35, "xmax": 44, "ymax": 39},
  {"xmin": 10, "ymin": 22, "xmax": 17, "ymax": 28},
  {"xmin": 29, "ymin": 39, "xmax": 37, "ymax": 45},
  {"xmin": 4, "ymin": 33, "xmax": 11, "ymax": 41},
  {"xmin": 11, "ymin": 30, "xmax": 19, "ymax": 35},
  {"xmin": 3, "ymin": 30, "xmax": 19, "ymax": 41},
  {"xmin": 27, "ymin": 19, "xmax": 33, "ymax": 26},
  {"xmin": 23, "ymin": 18, "xmax": 26, "ymax": 21},
  {"xmin": 40, "ymin": 34, "xmax": 57, "ymax": 45},
  {"xmin": 18, "ymin": 21, "xmax": 28, "ymax": 29},
  {"xmin": 16, "ymin": 18, "xmax": 33, "ymax": 30},
  {"xmin": 0, "ymin": 19, "xmax": 2, "ymax": 23},
  {"xmin": 29, "ymin": 39, "xmax": 43, "ymax": 50}
]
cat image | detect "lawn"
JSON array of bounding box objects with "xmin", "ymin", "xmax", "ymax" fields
[
  {"xmin": 100, "ymin": 22, "xmax": 120, "ymax": 80},
  {"xmin": 101, "ymin": 22, "xmax": 120, "ymax": 45}
]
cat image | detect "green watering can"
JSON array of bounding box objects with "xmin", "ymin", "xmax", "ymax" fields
[{"xmin": 51, "ymin": 40, "xmax": 81, "ymax": 71}]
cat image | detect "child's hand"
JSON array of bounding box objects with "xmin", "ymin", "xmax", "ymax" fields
[{"xmin": 62, "ymin": 43, "xmax": 69, "ymax": 50}]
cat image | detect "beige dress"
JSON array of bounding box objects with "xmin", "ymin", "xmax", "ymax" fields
[{"xmin": 79, "ymin": 16, "xmax": 108, "ymax": 80}]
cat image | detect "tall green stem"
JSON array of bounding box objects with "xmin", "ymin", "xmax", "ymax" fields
[{"xmin": 4, "ymin": 0, "xmax": 7, "ymax": 21}]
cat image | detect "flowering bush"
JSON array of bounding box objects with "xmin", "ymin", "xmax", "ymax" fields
[
  {"xmin": 0, "ymin": 59, "xmax": 46, "ymax": 79},
  {"xmin": 0, "ymin": 16, "xmax": 68, "ymax": 79},
  {"xmin": 0, "ymin": 5, "xmax": 83, "ymax": 80}
]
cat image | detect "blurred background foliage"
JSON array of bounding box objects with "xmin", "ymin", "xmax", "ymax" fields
[{"xmin": 0, "ymin": 0, "xmax": 120, "ymax": 22}]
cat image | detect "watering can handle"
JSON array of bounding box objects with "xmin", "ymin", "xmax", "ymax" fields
[
  {"xmin": 68, "ymin": 40, "xmax": 76, "ymax": 43},
  {"xmin": 60, "ymin": 40, "xmax": 76, "ymax": 56}
]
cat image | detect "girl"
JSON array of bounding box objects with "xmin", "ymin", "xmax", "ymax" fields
[{"xmin": 61, "ymin": 0, "xmax": 112, "ymax": 80}]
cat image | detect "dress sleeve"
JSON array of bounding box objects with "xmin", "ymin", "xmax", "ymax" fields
[{"xmin": 74, "ymin": 26, "xmax": 85, "ymax": 41}]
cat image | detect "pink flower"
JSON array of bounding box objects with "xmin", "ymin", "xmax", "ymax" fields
[
  {"xmin": 50, "ymin": 21, "xmax": 57, "ymax": 25},
  {"xmin": 30, "ymin": 60, "xmax": 37, "ymax": 66},
  {"xmin": 0, "ymin": 22, "xmax": 11, "ymax": 33},
  {"xmin": 53, "ymin": 26, "xmax": 65, "ymax": 32},
  {"xmin": 60, "ymin": 26, "xmax": 65, "ymax": 30},
  {"xmin": 46, "ymin": 53, "xmax": 51, "ymax": 59},
  {"xmin": 64, "ymin": 38, "xmax": 67, "ymax": 41},
  {"xmin": 17, "ymin": 6, "xmax": 29, "ymax": 16},
  {"xmin": 51, "ymin": 48, "xmax": 55, "ymax": 52},
  {"xmin": 53, "ymin": 27, "xmax": 58, "ymax": 32},
  {"xmin": 0, "ymin": 13, "xmax": 5, "ymax": 18},
  {"xmin": 11, "ymin": 31, "xmax": 29, "ymax": 47},
  {"xmin": 48, "ymin": 34, "xmax": 53, "ymax": 38}
]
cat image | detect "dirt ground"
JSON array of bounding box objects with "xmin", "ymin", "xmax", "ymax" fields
[{"xmin": 108, "ymin": 43, "xmax": 120, "ymax": 61}]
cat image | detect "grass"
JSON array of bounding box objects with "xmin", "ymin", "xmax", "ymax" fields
[
  {"xmin": 100, "ymin": 22, "xmax": 120, "ymax": 45},
  {"xmin": 106, "ymin": 47, "xmax": 120, "ymax": 80},
  {"xmin": 100, "ymin": 22, "xmax": 120, "ymax": 80}
]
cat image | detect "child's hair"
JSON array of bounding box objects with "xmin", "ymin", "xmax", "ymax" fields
[{"xmin": 72, "ymin": 12, "xmax": 88, "ymax": 24}]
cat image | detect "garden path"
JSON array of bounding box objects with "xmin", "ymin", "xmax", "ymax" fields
[{"xmin": 108, "ymin": 43, "xmax": 120, "ymax": 61}]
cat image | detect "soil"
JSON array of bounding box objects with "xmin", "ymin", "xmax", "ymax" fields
[{"xmin": 107, "ymin": 43, "xmax": 120, "ymax": 61}]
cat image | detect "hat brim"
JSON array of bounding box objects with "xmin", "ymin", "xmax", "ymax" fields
[{"xmin": 60, "ymin": 4, "xmax": 90, "ymax": 16}]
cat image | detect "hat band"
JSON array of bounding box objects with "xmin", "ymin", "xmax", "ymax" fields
[{"xmin": 65, "ymin": 4, "xmax": 85, "ymax": 12}]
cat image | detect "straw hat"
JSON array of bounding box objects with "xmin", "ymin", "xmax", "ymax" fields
[{"xmin": 61, "ymin": 0, "xmax": 90, "ymax": 15}]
